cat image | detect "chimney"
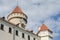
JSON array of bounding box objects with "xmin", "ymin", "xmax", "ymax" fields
[
  {"xmin": 2, "ymin": 17, "xmax": 5, "ymax": 20},
  {"xmin": 30, "ymin": 30, "xmax": 33, "ymax": 33}
]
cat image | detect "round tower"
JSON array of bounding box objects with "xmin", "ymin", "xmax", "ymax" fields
[
  {"xmin": 37, "ymin": 24, "xmax": 53, "ymax": 40},
  {"xmin": 7, "ymin": 6, "xmax": 28, "ymax": 29}
]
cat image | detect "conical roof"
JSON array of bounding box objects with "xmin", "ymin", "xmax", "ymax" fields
[
  {"xmin": 12, "ymin": 6, "xmax": 23, "ymax": 13},
  {"xmin": 40, "ymin": 24, "xmax": 49, "ymax": 31},
  {"xmin": 37, "ymin": 24, "xmax": 52, "ymax": 34}
]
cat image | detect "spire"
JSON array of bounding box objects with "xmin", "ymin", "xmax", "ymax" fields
[
  {"xmin": 12, "ymin": 6, "xmax": 23, "ymax": 13},
  {"xmin": 40, "ymin": 24, "xmax": 49, "ymax": 31},
  {"xmin": 17, "ymin": 0, "xmax": 18, "ymax": 6},
  {"xmin": 11, "ymin": 0, "xmax": 23, "ymax": 13}
]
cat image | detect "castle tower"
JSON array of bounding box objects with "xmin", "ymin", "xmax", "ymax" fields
[
  {"xmin": 37, "ymin": 24, "xmax": 53, "ymax": 40},
  {"xmin": 7, "ymin": 6, "xmax": 27, "ymax": 29}
]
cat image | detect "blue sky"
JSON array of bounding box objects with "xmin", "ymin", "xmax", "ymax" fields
[{"xmin": 0, "ymin": 0, "xmax": 60, "ymax": 40}]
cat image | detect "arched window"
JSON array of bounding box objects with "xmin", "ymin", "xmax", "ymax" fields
[
  {"xmin": 16, "ymin": 30, "xmax": 18, "ymax": 36},
  {"xmin": 1, "ymin": 24, "xmax": 4, "ymax": 30},
  {"xmin": 22, "ymin": 33, "xmax": 24, "ymax": 38},
  {"xmin": 28, "ymin": 35, "xmax": 30, "ymax": 40},
  {"xmin": 9, "ymin": 27, "xmax": 12, "ymax": 33}
]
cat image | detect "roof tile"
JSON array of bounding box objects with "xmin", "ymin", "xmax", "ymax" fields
[
  {"xmin": 12, "ymin": 6, "xmax": 23, "ymax": 13},
  {"xmin": 40, "ymin": 24, "xmax": 49, "ymax": 31}
]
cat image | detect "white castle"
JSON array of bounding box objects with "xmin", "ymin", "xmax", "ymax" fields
[{"xmin": 0, "ymin": 6, "xmax": 53, "ymax": 40}]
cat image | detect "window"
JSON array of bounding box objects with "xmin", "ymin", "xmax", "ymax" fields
[
  {"xmin": 33, "ymin": 38, "xmax": 35, "ymax": 40},
  {"xmin": 0, "ymin": 24, "xmax": 4, "ymax": 30},
  {"xmin": 21, "ymin": 24, "xmax": 25, "ymax": 28},
  {"xmin": 28, "ymin": 35, "xmax": 30, "ymax": 40},
  {"xmin": 16, "ymin": 30, "xmax": 18, "ymax": 36},
  {"xmin": 22, "ymin": 33, "xmax": 24, "ymax": 38},
  {"xmin": 9, "ymin": 27, "xmax": 12, "ymax": 33}
]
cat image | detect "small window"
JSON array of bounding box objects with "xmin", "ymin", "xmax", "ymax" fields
[
  {"xmin": 21, "ymin": 24, "xmax": 25, "ymax": 28},
  {"xmin": 33, "ymin": 38, "xmax": 35, "ymax": 40},
  {"xmin": 28, "ymin": 35, "xmax": 30, "ymax": 40},
  {"xmin": 22, "ymin": 33, "xmax": 24, "ymax": 38},
  {"xmin": 16, "ymin": 30, "xmax": 18, "ymax": 36},
  {"xmin": 0, "ymin": 24, "xmax": 4, "ymax": 30},
  {"xmin": 9, "ymin": 27, "xmax": 12, "ymax": 33}
]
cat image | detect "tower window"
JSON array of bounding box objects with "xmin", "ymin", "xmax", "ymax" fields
[
  {"xmin": 33, "ymin": 38, "xmax": 35, "ymax": 40},
  {"xmin": 0, "ymin": 24, "xmax": 4, "ymax": 30},
  {"xmin": 21, "ymin": 24, "xmax": 25, "ymax": 28},
  {"xmin": 22, "ymin": 33, "xmax": 24, "ymax": 38},
  {"xmin": 28, "ymin": 35, "xmax": 30, "ymax": 40},
  {"xmin": 9, "ymin": 27, "xmax": 12, "ymax": 33},
  {"xmin": 16, "ymin": 30, "xmax": 18, "ymax": 36}
]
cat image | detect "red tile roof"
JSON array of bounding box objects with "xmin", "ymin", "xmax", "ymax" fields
[
  {"xmin": 12, "ymin": 6, "xmax": 23, "ymax": 13},
  {"xmin": 40, "ymin": 24, "xmax": 49, "ymax": 31},
  {"xmin": 37, "ymin": 24, "xmax": 52, "ymax": 34}
]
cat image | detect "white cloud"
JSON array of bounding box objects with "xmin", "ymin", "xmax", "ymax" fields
[{"xmin": 25, "ymin": 0, "xmax": 60, "ymax": 38}]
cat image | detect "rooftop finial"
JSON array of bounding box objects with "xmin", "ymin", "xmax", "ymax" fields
[{"xmin": 17, "ymin": 0, "xmax": 18, "ymax": 6}]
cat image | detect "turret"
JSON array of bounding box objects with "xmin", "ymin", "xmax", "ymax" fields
[
  {"xmin": 7, "ymin": 6, "xmax": 27, "ymax": 29},
  {"xmin": 37, "ymin": 24, "xmax": 53, "ymax": 40}
]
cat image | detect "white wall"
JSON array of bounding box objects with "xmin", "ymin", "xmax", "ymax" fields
[
  {"xmin": 38, "ymin": 31, "xmax": 52, "ymax": 40},
  {"xmin": 0, "ymin": 22, "xmax": 13, "ymax": 40},
  {"xmin": 41, "ymin": 37, "xmax": 49, "ymax": 40},
  {"xmin": 7, "ymin": 13, "xmax": 27, "ymax": 21},
  {"xmin": 9, "ymin": 18, "xmax": 22, "ymax": 25},
  {"xmin": 15, "ymin": 27, "xmax": 40, "ymax": 40},
  {"xmin": 0, "ymin": 19, "xmax": 41, "ymax": 40},
  {"xmin": 7, "ymin": 13, "xmax": 27, "ymax": 29}
]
